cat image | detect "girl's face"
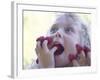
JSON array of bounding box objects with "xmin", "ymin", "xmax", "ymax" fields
[{"xmin": 48, "ymin": 20, "xmax": 80, "ymax": 67}]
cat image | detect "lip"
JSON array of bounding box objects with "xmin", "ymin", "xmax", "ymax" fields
[
  {"xmin": 53, "ymin": 41, "xmax": 64, "ymax": 48},
  {"xmin": 53, "ymin": 41, "xmax": 62, "ymax": 45}
]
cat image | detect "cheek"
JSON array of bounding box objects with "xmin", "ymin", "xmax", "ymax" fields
[
  {"xmin": 65, "ymin": 33, "xmax": 80, "ymax": 45},
  {"xmin": 72, "ymin": 34, "xmax": 80, "ymax": 44},
  {"xmin": 63, "ymin": 34, "xmax": 80, "ymax": 54}
]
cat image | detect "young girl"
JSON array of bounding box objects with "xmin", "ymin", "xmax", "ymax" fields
[{"xmin": 34, "ymin": 13, "xmax": 91, "ymax": 68}]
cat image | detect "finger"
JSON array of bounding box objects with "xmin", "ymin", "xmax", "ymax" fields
[
  {"xmin": 35, "ymin": 48, "xmax": 39, "ymax": 55},
  {"xmin": 80, "ymin": 50, "xmax": 86, "ymax": 58},
  {"xmin": 84, "ymin": 46, "xmax": 91, "ymax": 57},
  {"xmin": 50, "ymin": 47, "xmax": 57, "ymax": 55},
  {"xmin": 72, "ymin": 59, "xmax": 80, "ymax": 66},
  {"xmin": 37, "ymin": 41, "xmax": 41, "ymax": 50},
  {"xmin": 77, "ymin": 50, "xmax": 85, "ymax": 60},
  {"xmin": 42, "ymin": 40, "xmax": 49, "ymax": 52},
  {"xmin": 86, "ymin": 52, "xmax": 91, "ymax": 59},
  {"xmin": 77, "ymin": 51, "xmax": 87, "ymax": 66},
  {"xmin": 86, "ymin": 52, "xmax": 91, "ymax": 66}
]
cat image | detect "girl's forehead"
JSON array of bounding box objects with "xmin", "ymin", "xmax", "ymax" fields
[
  {"xmin": 49, "ymin": 13, "xmax": 81, "ymax": 32},
  {"xmin": 53, "ymin": 17, "xmax": 75, "ymax": 28},
  {"xmin": 55, "ymin": 15, "xmax": 67, "ymax": 24},
  {"xmin": 51, "ymin": 21, "xmax": 74, "ymax": 29},
  {"xmin": 55, "ymin": 14, "xmax": 76, "ymax": 25}
]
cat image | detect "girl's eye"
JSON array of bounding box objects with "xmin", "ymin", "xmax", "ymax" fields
[
  {"xmin": 50, "ymin": 27, "xmax": 58, "ymax": 34},
  {"xmin": 64, "ymin": 27, "xmax": 73, "ymax": 33}
]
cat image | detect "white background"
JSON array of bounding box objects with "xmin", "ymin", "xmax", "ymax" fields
[{"xmin": 0, "ymin": 0, "xmax": 100, "ymax": 80}]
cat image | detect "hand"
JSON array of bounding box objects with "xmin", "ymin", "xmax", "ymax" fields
[
  {"xmin": 35, "ymin": 40, "xmax": 57, "ymax": 68},
  {"xmin": 63, "ymin": 35, "xmax": 90, "ymax": 66},
  {"xmin": 71, "ymin": 47, "xmax": 91, "ymax": 66}
]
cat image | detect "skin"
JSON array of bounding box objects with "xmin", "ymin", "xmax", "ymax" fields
[{"xmin": 35, "ymin": 14, "xmax": 90, "ymax": 68}]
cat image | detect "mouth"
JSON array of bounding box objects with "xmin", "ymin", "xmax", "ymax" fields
[
  {"xmin": 36, "ymin": 36, "xmax": 64, "ymax": 56},
  {"xmin": 52, "ymin": 41, "xmax": 64, "ymax": 56}
]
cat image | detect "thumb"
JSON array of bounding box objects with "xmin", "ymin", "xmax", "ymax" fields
[{"xmin": 50, "ymin": 47, "xmax": 57, "ymax": 55}]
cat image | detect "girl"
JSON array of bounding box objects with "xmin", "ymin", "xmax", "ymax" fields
[{"xmin": 35, "ymin": 13, "xmax": 91, "ymax": 68}]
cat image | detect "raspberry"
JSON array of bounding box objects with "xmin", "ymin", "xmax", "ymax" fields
[
  {"xmin": 76, "ymin": 44, "xmax": 83, "ymax": 54},
  {"xmin": 83, "ymin": 46, "xmax": 90, "ymax": 56},
  {"xmin": 36, "ymin": 36, "xmax": 45, "ymax": 47},
  {"xmin": 69, "ymin": 54, "xmax": 76, "ymax": 62},
  {"xmin": 36, "ymin": 36, "xmax": 44, "ymax": 42},
  {"xmin": 36, "ymin": 36, "xmax": 64, "ymax": 56},
  {"xmin": 36, "ymin": 36, "xmax": 53, "ymax": 47},
  {"xmin": 45, "ymin": 37, "xmax": 53, "ymax": 45},
  {"xmin": 52, "ymin": 44, "xmax": 64, "ymax": 56}
]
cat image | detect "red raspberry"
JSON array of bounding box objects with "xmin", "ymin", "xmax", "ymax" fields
[
  {"xmin": 36, "ymin": 36, "xmax": 44, "ymax": 41},
  {"xmin": 44, "ymin": 37, "xmax": 53, "ymax": 45},
  {"xmin": 69, "ymin": 54, "xmax": 76, "ymax": 62},
  {"xmin": 83, "ymin": 46, "xmax": 90, "ymax": 56},
  {"xmin": 52, "ymin": 44, "xmax": 64, "ymax": 56},
  {"xmin": 36, "ymin": 36, "xmax": 45, "ymax": 47},
  {"xmin": 76, "ymin": 44, "xmax": 83, "ymax": 54},
  {"xmin": 36, "ymin": 36, "xmax": 53, "ymax": 47}
]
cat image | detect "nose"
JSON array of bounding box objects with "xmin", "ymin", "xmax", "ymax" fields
[{"xmin": 55, "ymin": 32, "xmax": 61, "ymax": 38}]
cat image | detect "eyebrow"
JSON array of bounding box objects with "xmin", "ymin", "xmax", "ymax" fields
[
  {"xmin": 51, "ymin": 24, "xmax": 58, "ymax": 28},
  {"xmin": 50, "ymin": 24, "xmax": 58, "ymax": 30}
]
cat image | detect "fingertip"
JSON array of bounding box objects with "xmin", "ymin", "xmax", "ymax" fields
[
  {"xmin": 42, "ymin": 40, "xmax": 48, "ymax": 49},
  {"xmin": 35, "ymin": 48, "xmax": 38, "ymax": 55},
  {"xmin": 43, "ymin": 40, "xmax": 48, "ymax": 46},
  {"xmin": 53, "ymin": 47, "xmax": 57, "ymax": 51},
  {"xmin": 81, "ymin": 50, "xmax": 86, "ymax": 57},
  {"xmin": 50, "ymin": 47, "xmax": 57, "ymax": 55},
  {"xmin": 42, "ymin": 40, "xmax": 49, "ymax": 52}
]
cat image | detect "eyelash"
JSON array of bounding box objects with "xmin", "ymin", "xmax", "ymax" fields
[
  {"xmin": 50, "ymin": 27, "xmax": 74, "ymax": 34},
  {"xmin": 64, "ymin": 27, "xmax": 73, "ymax": 33}
]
